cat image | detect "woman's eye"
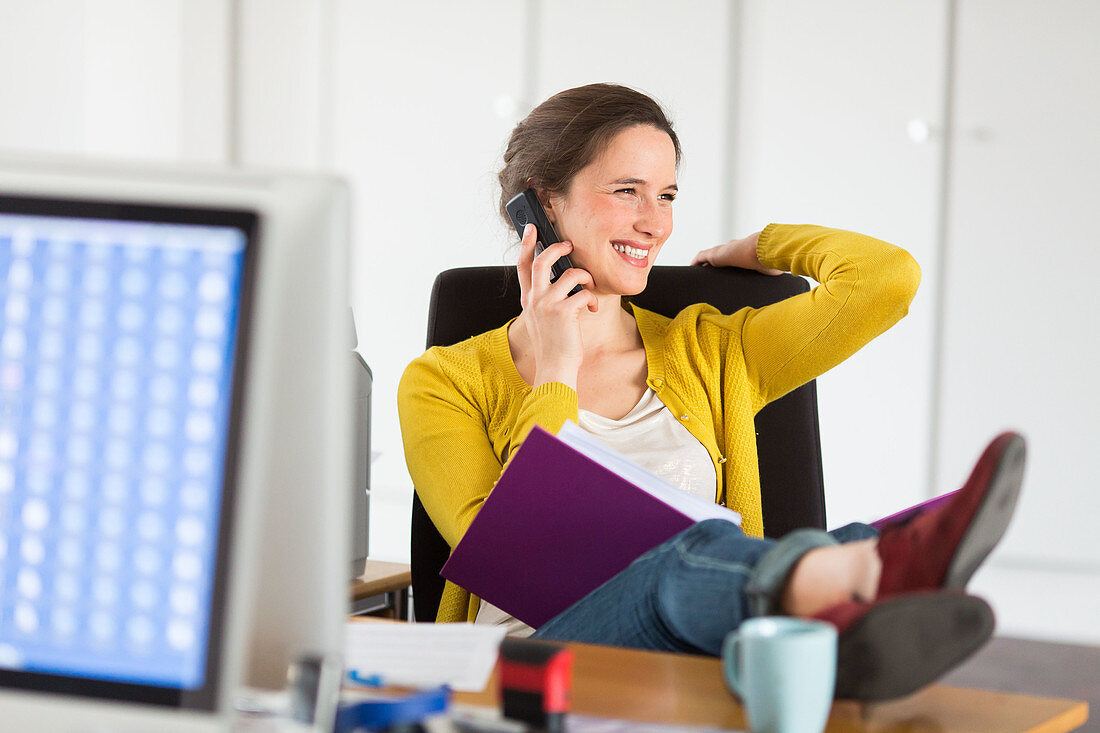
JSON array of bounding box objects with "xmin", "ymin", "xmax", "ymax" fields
[
  {"xmin": 615, "ymin": 188, "xmax": 636, "ymax": 195},
  {"xmin": 659, "ymin": 193, "xmax": 676, "ymax": 202}
]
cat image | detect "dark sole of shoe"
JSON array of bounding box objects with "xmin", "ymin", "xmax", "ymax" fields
[
  {"xmin": 945, "ymin": 434, "xmax": 1027, "ymax": 590},
  {"xmin": 834, "ymin": 594, "xmax": 994, "ymax": 701}
]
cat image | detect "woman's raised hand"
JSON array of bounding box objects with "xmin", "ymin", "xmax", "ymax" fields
[
  {"xmin": 690, "ymin": 231, "xmax": 783, "ymax": 275},
  {"xmin": 516, "ymin": 223, "xmax": 598, "ymax": 390}
]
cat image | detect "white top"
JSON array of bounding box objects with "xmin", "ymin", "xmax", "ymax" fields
[
  {"xmin": 576, "ymin": 387, "xmax": 717, "ymax": 503},
  {"xmin": 474, "ymin": 388, "xmax": 717, "ymax": 634}
]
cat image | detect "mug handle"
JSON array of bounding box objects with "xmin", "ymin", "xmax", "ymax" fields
[{"xmin": 721, "ymin": 631, "xmax": 743, "ymax": 698}]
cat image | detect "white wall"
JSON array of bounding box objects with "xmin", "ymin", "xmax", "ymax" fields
[
  {"xmin": 329, "ymin": 0, "xmax": 531, "ymax": 559},
  {"xmin": 236, "ymin": 0, "xmax": 328, "ymax": 168},
  {"xmin": 937, "ymin": 0, "xmax": 1100, "ymax": 642},
  {"xmin": 1, "ymin": 0, "xmax": 1097, "ymax": 644},
  {"xmin": 0, "ymin": 0, "xmax": 228, "ymax": 162},
  {"xmin": 732, "ymin": 0, "xmax": 1100, "ymax": 645},
  {"xmin": 0, "ymin": 1, "xmax": 85, "ymax": 155},
  {"xmin": 533, "ymin": 0, "xmax": 735, "ymax": 261},
  {"xmin": 733, "ymin": 0, "xmax": 947, "ymax": 527}
]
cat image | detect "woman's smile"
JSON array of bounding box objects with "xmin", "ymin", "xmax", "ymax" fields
[{"xmin": 611, "ymin": 239, "xmax": 653, "ymax": 266}]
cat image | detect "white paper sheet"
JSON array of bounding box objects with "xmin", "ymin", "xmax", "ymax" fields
[
  {"xmin": 557, "ymin": 422, "xmax": 740, "ymax": 526},
  {"xmin": 567, "ymin": 715, "xmax": 744, "ymax": 733},
  {"xmin": 344, "ymin": 622, "xmax": 507, "ymax": 692},
  {"xmin": 448, "ymin": 705, "xmax": 744, "ymax": 733}
]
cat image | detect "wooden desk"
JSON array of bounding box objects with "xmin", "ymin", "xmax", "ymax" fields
[
  {"xmin": 942, "ymin": 636, "xmax": 1100, "ymax": 732},
  {"xmin": 349, "ymin": 559, "xmax": 412, "ymax": 620},
  {"xmin": 453, "ymin": 639, "xmax": 1089, "ymax": 733}
]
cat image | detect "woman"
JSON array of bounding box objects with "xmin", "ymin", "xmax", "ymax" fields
[{"xmin": 398, "ymin": 84, "xmax": 1025, "ymax": 700}]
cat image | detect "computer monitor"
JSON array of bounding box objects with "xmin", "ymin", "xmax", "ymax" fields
[{"xmin": 0, "ymin": 156, "xmax": 353, "ymax": 732}]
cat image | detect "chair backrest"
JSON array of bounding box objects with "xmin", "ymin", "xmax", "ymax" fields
[{"xmin": 411, "ymin": 265, "xmax": 827, "ymax": 621}]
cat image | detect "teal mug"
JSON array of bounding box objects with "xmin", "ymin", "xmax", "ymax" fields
[{"xmin": 722, "ymin": 617, "xmax": 837, "ymax": 733}]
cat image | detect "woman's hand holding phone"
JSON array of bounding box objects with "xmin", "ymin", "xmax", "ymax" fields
[{"xmin": 516, "ymin": 223, "xmax": 597, "ymax": 390}]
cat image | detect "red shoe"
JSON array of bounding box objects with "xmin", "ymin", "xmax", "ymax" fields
[
  {"xmin": 876, "ymin": 432, "xmax": 1026, "ymax": 597},
  {"xmin": 817, "ymin": 591, "xmax": 994, "ymax": 701}
]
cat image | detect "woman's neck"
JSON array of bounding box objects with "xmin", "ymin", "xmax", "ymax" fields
[
  {"xmin": 577, "ymin": 292, "xmax": 640, "ymax": 355},
  {"xmin": 510, "ymin": 291, "xmax": 643, "ymax": 366}
]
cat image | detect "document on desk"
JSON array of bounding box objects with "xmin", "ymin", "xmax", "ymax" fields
[
  {"xmin": 451, "ymin": 705, "xmax": 744, "ymax": 733},
  {"xmin": 568, "ymin": 715, "xmax": 744, "ymax": 733},
  {"xmin": 441, "ymin": 424, "xmax": 742, "ymax": 629},
  {"xmin": 344, "ymin": 622, "xmax": 507, "ymax": 692}
]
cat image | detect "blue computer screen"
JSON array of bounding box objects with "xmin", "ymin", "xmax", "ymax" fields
[{"xmin": 0, "ymin": 211, "xmax": 247, "ymax": 691}]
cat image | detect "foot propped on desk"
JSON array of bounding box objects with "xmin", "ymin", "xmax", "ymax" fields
[{"xmin": 821, "ymin": 592, "xmax": 994, "ymax": 701}]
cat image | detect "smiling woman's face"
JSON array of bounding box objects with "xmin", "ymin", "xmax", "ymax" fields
[{"xmin": 545, "ymin": 124, "xmax": 678, "ymax": 297}]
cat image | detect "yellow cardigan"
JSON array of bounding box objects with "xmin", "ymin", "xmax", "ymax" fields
[{"xmin": 397, "ymin": 223, "xmax": 921, "ymax": 623}]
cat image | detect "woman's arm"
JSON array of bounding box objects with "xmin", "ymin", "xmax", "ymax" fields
[
  {"xmin": 398, "ymin": 355, "xmax": 503, "ymax": 548},
  {"xmin": 696, "ymin": 223, "xmax": 921, "ymax": 405},
  {"xmin": 398, "ymin": 352, "xmax": 578, "ymax": 549}
]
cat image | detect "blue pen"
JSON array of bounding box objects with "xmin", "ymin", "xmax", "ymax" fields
[{"xmin": 346, "ymin": 670, "xmax": 387, "ymax": 687}]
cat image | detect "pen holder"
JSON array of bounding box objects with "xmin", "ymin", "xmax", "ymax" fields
[{"xmin": 499, "ymin": 639, "xmax": 573, "ymax": 733}]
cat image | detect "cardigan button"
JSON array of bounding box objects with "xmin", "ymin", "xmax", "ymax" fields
[
  {"xmin": 719, "ymin": 456, "xmax": 727, "ymax": 464},
  {"xmin": 653, "ymin": 378, "xmax": 664, "ymax": 388},
  {"xmin": 679, "ymin": 414, "xmax": 689, "ymax": 421}
]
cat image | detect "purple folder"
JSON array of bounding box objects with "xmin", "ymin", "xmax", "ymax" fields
[
  {"xmin": 870, "ymin": 489, "xmax": 958, "ymax": 531},
  {"xmin": 440, "ymin": 425, "xmax": 729, "ymax": 629}
]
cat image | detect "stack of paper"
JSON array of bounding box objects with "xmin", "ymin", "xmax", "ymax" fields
[{"xmin": 343, "ymin": 622, "xmax": 507, "ymax": 692}]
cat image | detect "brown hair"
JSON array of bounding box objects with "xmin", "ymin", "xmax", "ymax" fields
[{"xmin": 498, "ymin": 83, "xmax": 681, "ymax": 223}]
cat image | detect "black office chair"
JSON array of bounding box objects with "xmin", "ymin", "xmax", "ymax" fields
[{"xmin": 411, "ymin": 265, "xmax": 828, "ymax": 621}]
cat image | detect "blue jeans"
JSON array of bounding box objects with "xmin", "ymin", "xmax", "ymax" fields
[{"xmin": 532, "ymin": 519, "xmax": 878, "ymax": 656}]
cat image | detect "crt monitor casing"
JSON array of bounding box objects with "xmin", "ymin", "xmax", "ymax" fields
[{"xmin": 0, "ymin": 154, "xmax": 353, "ymax": 732}]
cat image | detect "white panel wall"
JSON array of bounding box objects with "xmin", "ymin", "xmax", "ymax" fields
[
  {"xmin": 0, "ymin": 0, "xmax": 228, "ymax": 162},
  {"xmin": 941, "ymin": 0, "xmax": 1100, "ymax": 643},
  {"xmin": 179, "ymin": 0, "xmax": 232, "ymax": 163},
  {"xmin": 237, "ymin": 0, "xmax": 328, "ymax": 168},
  {"xmin": 83, "ymin": 1, "xmax": 181, "ymax": 159},
  {"xmin": 733, "ymin": 0, "xmax": 947, "ymax": 526},
  {"xmin": 536, "ymin": 0, "xmax": 734, "ymax": 262},
  {"xmin": 0, "ymin": 1, "xmax": 86, "ymax": 155},
  {"xmin": 330, "ymin": 0, "xmax": 529, "ymax": 561},
  {"xmin": 2, "ymin": 0, "xmax": 1097, "ymax": 643}
]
